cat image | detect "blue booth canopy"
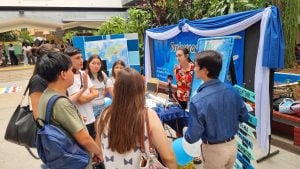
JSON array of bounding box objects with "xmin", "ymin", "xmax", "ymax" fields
[{"xmin": 144, "ymin": 6, "xmax": 284, "ymax": 153}]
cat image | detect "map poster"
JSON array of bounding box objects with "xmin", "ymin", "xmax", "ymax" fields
[
  {"xmin": 190, "ymin": 36, "xmax": 235, "ymax": 97},
  {"xmin": 84, "ymin": 38, "xmax": 129, "ymax": 75}
]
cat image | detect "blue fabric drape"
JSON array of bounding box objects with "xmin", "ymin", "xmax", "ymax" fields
[
  {"xmin": 147, "ymin": 6, "xmax": 284, "ymax": 69},
  {"xmin": 262, "ymin": 7, "xmax": 285, "ymax": 69}
]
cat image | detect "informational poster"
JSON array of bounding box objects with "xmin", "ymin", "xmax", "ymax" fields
[
  {"xmin": 74, "ymin": 33, "xmax": 140, "ymax": 74},
  {"xmin": 85, "ymin": 38, "xmax": 129, "ymax": 74},
  {"xmin": 190, "ymin": 36, "xmax": 235, "ymax": 97}
]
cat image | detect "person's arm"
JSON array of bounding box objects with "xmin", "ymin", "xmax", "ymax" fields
[
  {"xmin": 148, "ymin": 109, "xmax": 177, "ymax": 169},
  {"xmin": 184, "ymin": 102, "xmax": 204, "ymax": 144},
  {"xmin": 106, "ymin": 78, "xmax": 114, "ymax": 98},
  {"xmin": 238, "ymin": 98, "xmax": 249, "ymax": 123},
  {"xmin": 77, "ymin": 86, "xmax": 99, "ymax": 104},
  {"xmin": 29, "ymin": 92, "xmax": 43, "ymax": 120},
  {"xmin": 73, "ymin": 129, "xmax": 103, "ymax": 163}
]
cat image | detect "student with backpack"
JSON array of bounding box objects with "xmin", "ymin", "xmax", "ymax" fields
[{"xmin": 35, "ymin": 52, "xmax": 103, "ymax": 169}]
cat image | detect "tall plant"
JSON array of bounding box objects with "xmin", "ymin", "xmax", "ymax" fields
[
  {"xmin": 127, "ymin": 8, "xmax": 152, "ymax": 55},
  {"xmin": 207, "ymin": 0, "xmax": 265, "ymax": 17},
  {"xmin": 18, "ymin": 29, "xmax": 33, "ymax": 43},
  {"xmin": 144, "ymin": 0, "xmax": 265, "ymax": 26},
  {"xmin": 62, "ymin": 31, "xmax": 78, "ymax": 43},
  {"xmin": 97, "ymin": 16, "xmax": 127, "ymax": 35},
  {"xmin": 0, "ymin": 31, "xmax": 18, "ymax": 42}
]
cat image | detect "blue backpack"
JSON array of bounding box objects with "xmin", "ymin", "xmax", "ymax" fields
[{"xmin": 36, "ymin": 95, "xmax": 89, "ymax": 169}]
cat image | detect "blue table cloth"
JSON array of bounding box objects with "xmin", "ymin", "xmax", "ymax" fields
[{"xmin": 153, "ymin": 106, "xmax": 190, "ymax": 136}]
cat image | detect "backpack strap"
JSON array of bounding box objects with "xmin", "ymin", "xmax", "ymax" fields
[{"xmin": 45, "ymin": 95, "xmax": 66, "ymax": 124}]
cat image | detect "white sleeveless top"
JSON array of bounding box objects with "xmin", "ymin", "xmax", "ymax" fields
[{"xmin": 101, "ymin": 124, "xmax": 151, "ymax": 169}]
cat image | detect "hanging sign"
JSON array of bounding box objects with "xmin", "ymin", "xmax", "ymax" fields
[
  {"xmin": 237, "ymin": 140, "xmax": 255, "ymax": 160},
  {"xmin": 237, "ymin": 131, "xmax": 253, "ymax": 149},
  {"xmin": 237, "ymin": 152, "xmax": 255, "ymax": 169},
  {"xmin": 234, "ymin": 85, "xmax": 255, "ymax": 103},
  {"xmin": 234, "ymin": 159, "xmax": 243, "ymax": 169},
  {"xmin": 247, "ymin": 113, "xmax": 257, "ymax": 127},
  {"xmin": 239, "ymin": 122, "xmax": 256, "ymax": 139}
]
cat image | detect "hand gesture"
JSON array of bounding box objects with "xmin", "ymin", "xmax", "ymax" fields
[
  {"xmin": 93, "ymin": 153, "xmax": 103, "ymax": 163},
  {"xmin": 90, "ymin": 88, "xmax": 99, "ymax": 99},
  {"xmin": 81, "ymin": 71, "xmax": 88, "ymax": 90}
]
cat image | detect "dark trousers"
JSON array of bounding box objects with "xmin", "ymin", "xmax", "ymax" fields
[
  {"xmin": 86, "ymin": 123, "xmax": 96, "ymax": 139},
  {"xmin": 9, "ymin": 54, "xmax": 18, "ymax": 65}
]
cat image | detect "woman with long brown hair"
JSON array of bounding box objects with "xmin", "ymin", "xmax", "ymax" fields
[{"xmin": 97, "ymin": 68, "xmax": 176, "ymax": 169}]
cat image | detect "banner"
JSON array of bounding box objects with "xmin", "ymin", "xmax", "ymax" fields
[
  {"xmin": 153, "ymin": 32, "xmax": 200, "ymax": 83},
  {"xmin": 152, "ymin": 32, "xmax": 244, "ymax": 86}
]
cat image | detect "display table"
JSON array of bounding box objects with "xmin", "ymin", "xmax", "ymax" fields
[
  {"xmin": 152, "ymin": 106, "xmax": 190, "ymax": 137},
  {"xmin": 273, "ymin": 110, "xmax": 300, "ymax": 146}
]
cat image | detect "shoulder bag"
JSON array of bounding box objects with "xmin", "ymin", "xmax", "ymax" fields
[
  {"xmin": 4, "ymin": 82, "xmax": 39, "ymax": 159},
  {"xmin": 140, "ymin": 109, "xmax": 169, "ymax": 169}
]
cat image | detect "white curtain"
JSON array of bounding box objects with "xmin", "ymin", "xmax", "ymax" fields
[{"xmin": 254, "ymin": 8, "xmax": 272, "ymax": 153}]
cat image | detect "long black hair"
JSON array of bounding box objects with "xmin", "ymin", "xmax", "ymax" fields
[{"xmin": 87, "ymin": 55, "xmax": 105, "ymax": 81}]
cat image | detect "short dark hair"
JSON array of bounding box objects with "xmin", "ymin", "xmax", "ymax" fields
[
  {"xmin": 37, "ymin": 52, "xmax": 72, "ymax": 82},
  {"xmin": 195, "ymin": 50, "xmax": 222, "ymax": 79},
  {"xmin": 64, "ymin": 46, "xmax": 81, "ymax": 56}
]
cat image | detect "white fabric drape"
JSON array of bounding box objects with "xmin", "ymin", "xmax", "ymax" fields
[
  {"xmin": 254, "ymin": 8, "xmax": 272, "ymax": 153},
  {"xmin": 145, "ymin": 7, "xmax": 272, "ymax": 153}
]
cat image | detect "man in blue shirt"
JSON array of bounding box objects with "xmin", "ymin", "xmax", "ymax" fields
[{"xmin": 184, "ymin": 50, "xmax": 248, "ymax": 169}]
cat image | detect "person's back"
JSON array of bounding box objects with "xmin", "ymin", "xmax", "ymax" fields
[
  {"xmin": 184, "ymin": 50, "xmax": 248, "ymax": 169},
  {"xmin": 97, "ymin": 68, "xmax": 177, "ymax": 169},
  {"xmin": 190, "ymin": 80, "xmax": 247, "ymax": 142},
  {"xmin": 100, "ymin": 110, "xmax": 151, "ymax": 168}
]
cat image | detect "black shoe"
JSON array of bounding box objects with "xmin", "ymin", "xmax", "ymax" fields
[
  {"xmin": 93, "ymin": 162, "xmax": 105, "ymax": 169},
  {"xmin": 193, "ymin": 157, "xmax": 202, "ymax": 165}
]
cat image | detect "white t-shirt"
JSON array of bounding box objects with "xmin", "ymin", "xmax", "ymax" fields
[
  {"xmin": 67, "ymin": 70, "xmax": 95, "ymax": 125},
  {"xmin": 90, "ymin": 72, "xmax": 107, "ymax": 106},
  {"xmin": 22, "ymin": 46, "xmax": 32, "ymax": 55},
  {"xmin": 8, "ymin": 47, "xmax": 14, "ymax": 51},
  {"xmin": 106, "ymin": 77, "xmax": 115, "ymax": 88}
]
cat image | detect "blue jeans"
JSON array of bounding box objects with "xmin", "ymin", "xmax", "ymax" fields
[{"xmin": 93, "ymin": 104, "xmax": 105, "ymax": 119}]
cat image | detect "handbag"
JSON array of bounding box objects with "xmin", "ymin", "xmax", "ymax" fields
[
  {"xmin": 140, "ymin": 109, "xmax": 169, "ymax": 169},
  {"xmin": 278, "ymin": 98, "xmax": 295, "ymax": 114},
  {"xmin": 4, "ymin": 83, "xmax": 39, "ymax": 159}
]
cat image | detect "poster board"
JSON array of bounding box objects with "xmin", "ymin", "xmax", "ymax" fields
[{"xmin": 73, "ymin": 33, "xmax": 140, "ymax": 74}]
